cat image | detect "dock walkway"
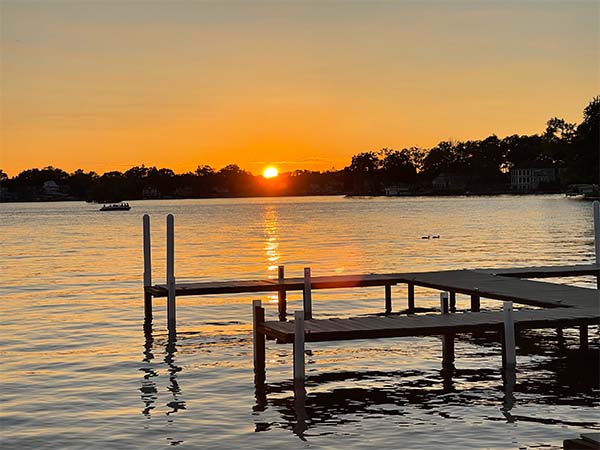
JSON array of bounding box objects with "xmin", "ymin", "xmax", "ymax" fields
[
  {"xmin": 259, "ymin": 305, "xmax": 598, "ymax": 344},
  {"xmin": 146, "ymin": 263, "xmax": 599, "ymax": 298}
]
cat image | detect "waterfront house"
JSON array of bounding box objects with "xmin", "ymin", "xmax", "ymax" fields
[{"xmin": 510, "ymin": 162, "xmax": 562, "ymax": 192}]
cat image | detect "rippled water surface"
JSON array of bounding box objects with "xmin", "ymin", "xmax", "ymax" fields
[{"xmin": 1, "ymin": 195, "xmax": 598, "ymax": 449}]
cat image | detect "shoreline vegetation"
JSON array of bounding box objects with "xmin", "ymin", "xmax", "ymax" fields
[{"xmin": 1, "ymin": 97, "xmax": 598, "ymax": 203}]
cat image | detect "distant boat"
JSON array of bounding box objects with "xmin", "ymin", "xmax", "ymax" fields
[
  {"xmin": 565, "ymin": 184, "xmax": 599, "ymax": 200},
  {"xmin": 99, "ymin": 202, "xmax": 131, "ymax": 211}
]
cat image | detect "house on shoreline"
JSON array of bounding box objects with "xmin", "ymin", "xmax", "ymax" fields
[{"xmin": 510, "ymin": 161, "xmax": 562, "ymax": 192}]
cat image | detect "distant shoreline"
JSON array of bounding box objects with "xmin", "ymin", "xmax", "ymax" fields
[{"xmin": 2, "ymin": 190, "xmax": 595, "ymax": 204}]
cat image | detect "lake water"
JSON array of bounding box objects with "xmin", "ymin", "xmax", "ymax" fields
[{"xmin": 1, "ymin": 195, "xmax": 598, "ymax": 449}]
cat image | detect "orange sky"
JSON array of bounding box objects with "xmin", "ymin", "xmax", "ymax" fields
[{"xmin": 1, "ymin": 1, "xmax": 598, "ymax": 176}]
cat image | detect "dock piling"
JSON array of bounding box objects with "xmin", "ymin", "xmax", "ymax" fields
[
  {"xmin": 143, "ymin": 214, "xmax": 153, "ymax": 322},
  {"xmin": 440, "ymin": 291, "xmax": 449, "ymax": 314},
  {"xmin": 471, "ymin": 289, "xmax": 481, "ymax": 312},
  {"xmin": 293, "ymin": 311, "xmax": 305, "ymax": 388},
  {"xmin": 303, "ymin": 268, "xmax": 313, "ymax": 320},
  {"xmin": 385, "ymin": 285, "xmax": 392, "ymax": 314},
  {"xmin": 442, "ymin": 333, "xmax": 455, "ymax": 373},
  {"xmin": 407, "ymin": 282, "xmax": 415, "ymax": 312},
  {"xmin": 502, "ymin": 301, "xmax": 516, "ymax": 368},
  {"xmin": 449, "ymin": 292, "xmax": 456, "ymax": 312},
  {"xmin": 253, "ymin": 300, "xmax": 266, "ymax": 382},
  {"xmin": 166, "ymin": 214, "xmax": 176, "ymax": 334},
  {"xmin": 278, "ymin": 265, "xmax": 287, "ymax": 321},
  {"xmin": 580, "ymin": 325, "xmax": 588, "ymax": 350}
]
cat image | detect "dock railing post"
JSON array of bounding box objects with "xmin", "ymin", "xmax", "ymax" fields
[
  {"xmin": 594, "ymin": 201, "xmax": 599, "ymax": 288},
  {"xmin": 440, "ymin": 292, "xmax": 449, "ymax": 314},
  {"xmin": 303, "ymin": 268, "xmax": 313, "ymax": 320},
  {"xmin": 293, "ymin": 311, "xmax": 305, "ymax": 389},
  {"xmin": 143, "ymin": 214, "xmax": 153, "ymax": 322},
  {"xmin": 253, "ymin": 300, "xmax": 266, "ymax": 383},
  {"xmin": 502, "ymin": 301, "xmax": 516, "ymax": 369},
  {"xmin": 166, "ymin": 214, "xmax": 176, "ymax": 335},
  {"xmin": 278, "ymin": 265, "xmax": 287, "ymax": 321}
]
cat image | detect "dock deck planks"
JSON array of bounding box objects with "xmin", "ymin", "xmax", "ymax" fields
[
  {"xmin": 147, "ymin": 264, "xmax": 599, "ymax": 299},
  {"xmin": 259, "ymin": 307, "xmax": 600, "ymax": 344}
]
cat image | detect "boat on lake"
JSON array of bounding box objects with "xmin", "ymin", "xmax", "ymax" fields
[{"xmin": 99, "ymin": 202, "xmax": 131, "ymax": 211}]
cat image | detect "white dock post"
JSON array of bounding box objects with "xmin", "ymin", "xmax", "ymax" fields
[
  {"xmin": 253, "ymin": 300, "xmax": 266, "ymax": 382},
  {"xmin": 278, "ymin": 265, "xmax": 287, "ymax": 321},
  {"xmin": 440, "ymin": 292, "xmax": 449, "ymax": 314},
  {"xmin": 166, "ymin": 214, "xmax": 176, "ymax": 334},
  {"xmin": 293, "ymin": 311, "xmax": 305, "ymax": 387},
  {"xmin": 303, "ymin": 267, "xmax": 313, "ymax": 320},
  {"xmin": 143, "ymin": 214, "xmax": 153, "ymax": 322},
  {"xmin": 502, "ymin": 301, "xmax": 516, "ymax": 368},
  {"xmin": 594, "ymin": 201, "xmax": 600, "ymax": 289}
]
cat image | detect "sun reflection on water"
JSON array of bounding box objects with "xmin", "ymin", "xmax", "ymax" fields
[{"xmin": 263, "ymin": 206, "xmax": 280, "ymax": 275}]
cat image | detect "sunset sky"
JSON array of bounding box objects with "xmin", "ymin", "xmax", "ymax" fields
[{"xmin": 1, "ymin": 0, "xmax": 598, "ymax": 176}]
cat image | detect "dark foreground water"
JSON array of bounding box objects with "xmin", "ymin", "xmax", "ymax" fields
[{"xmin": 1, "ymin": 195, "xmax": 598, "ymax": 449}]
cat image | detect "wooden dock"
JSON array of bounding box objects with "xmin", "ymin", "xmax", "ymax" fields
[{"xmin": 141, "ymin": 201, "xmax": 600, "ymax": 388}]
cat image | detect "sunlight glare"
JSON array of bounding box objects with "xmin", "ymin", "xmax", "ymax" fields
[{"xmin": 263, "ymin": 166, "xmax": 279, "ymax": 178}]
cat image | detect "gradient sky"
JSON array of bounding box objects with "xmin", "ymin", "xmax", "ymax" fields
[{"xmin": 1, "ymin": 0, "xmax": 598, "ymax": 176}]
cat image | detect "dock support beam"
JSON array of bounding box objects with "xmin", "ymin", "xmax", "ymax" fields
[
  {"xmin": 385, "ymin": 285, "xmax": 392, "ymax": 314},
  {"xmin": 449, "ymin": 292, "xmax": 456, "ymax": 313},
  {"xmin": 143, "ymin": 214, "xmax": 153, "ymax": 323},
  {"xmin": 278, "ymin": 265, "xmax": 287, "ymax": 321},
  {"xmin": 294, "ymin": 311, "xmax": 305, "ymax": 389},
  {"xmin": 502, "ymin": 301, "xmax": 516, "ymax": 369},
  {"xmin": 303, "ymin": 268, "xmax": 313, "ymax": 320},
  {"xmin": 594, "ymin": 201, "xmax": 599, "ymax": 289},
  {"xmin": 407, "ymin": 282, "xmax": 415, "ymax": 312},
  {"xmin": 253, "ymin": 300, "xmax": 266, "ymax": 383},
  {"xmin": 166, "ymin": 214, "xmax": 176, "ymax": 336},
  {"xmin": 471, "ymin": 290, "xmax": 480, "ymax": 312}
]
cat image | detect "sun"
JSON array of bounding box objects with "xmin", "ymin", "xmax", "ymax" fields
[{"xmin": 263, "ymin": 166, "xmax": 279, "ymax": 179}]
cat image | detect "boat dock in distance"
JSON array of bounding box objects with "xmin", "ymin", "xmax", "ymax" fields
[{"xmin": 141, "ymin": 201, "xmax": 600, "ymax": 387}]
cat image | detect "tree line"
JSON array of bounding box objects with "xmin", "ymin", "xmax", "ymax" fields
[{"xmin": 1, "ymin": 96, "xmax": 598, "ymax": 202}]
